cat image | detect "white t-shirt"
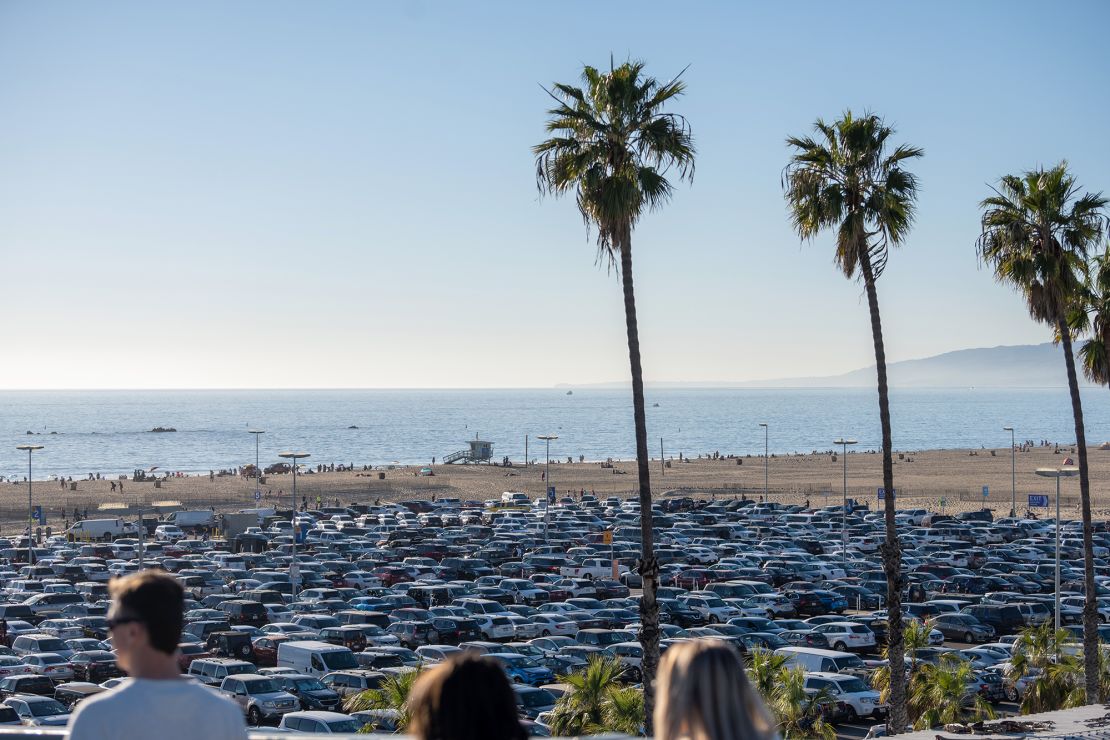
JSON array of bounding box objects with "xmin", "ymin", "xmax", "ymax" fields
[{"xmin": 69, "ymin": 677, "xmax": 246, "ymax": 740}]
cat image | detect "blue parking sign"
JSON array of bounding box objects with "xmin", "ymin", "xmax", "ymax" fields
[
  {"xmin": 878, "ymin": 488, "xmax": 895, "ymax": 500},
  {"xmin": 1028, "ymin": 494, "xmax": 1050, "ymax": 508}
]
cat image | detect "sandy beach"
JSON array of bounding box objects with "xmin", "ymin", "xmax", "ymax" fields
[{"xmin": 4, "ymin": 443, "xmax": 1108, "ymax": 533}]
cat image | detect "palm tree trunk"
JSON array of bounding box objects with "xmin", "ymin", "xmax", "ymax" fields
[
  {"xmin": 1057, "ymin": 320, "xmax": 1098, "ymax": 702},
  {"xmin": 619, "ymin": 229, "xmax": 659, "ymax": 733},
  {"xmin": 860, "ymin": 252, "xmax": 906, "ymax": 732}
]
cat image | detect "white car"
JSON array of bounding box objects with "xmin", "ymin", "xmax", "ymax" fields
[
  {"xmin": 811, "ymin": 622, "xmax": 877, "ymax": 652},
  {"xmin": 678, "ymin": 594, "xmax": 740, "ymax": 624},
  {"xmin": 505, "ymin": 615, "xmax": 543, "ymax": 640},
  {"xmin": 804, "ymin": 671, "xmax": 887, "ymax": 721},
  {"xmin": 471, "ymin": 614, "xmax": 516, "ymax": 641},
  {"xmin": 740, "ymin": 594, "xmax": 796, "ymax": 618},
  {"xmin": 0, "ymin": 657, "xmax": 33, "ymax": 678},
  {"xmin": 154, "ymin": 525, "xmax": 185, "ymax": 541},
  {"xmin": 531, "ymin": 614, "xmax": 578, "ymax": 637}
]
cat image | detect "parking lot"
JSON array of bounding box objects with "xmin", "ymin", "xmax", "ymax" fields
[{"xmin": 0, "ymin": 492, "xmax": 1098, "ymax": 734}]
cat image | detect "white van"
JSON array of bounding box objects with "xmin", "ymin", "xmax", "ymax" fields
[
  {"xmin": 166, "ymin": 510, "xmax": 216, "ymax": 528},
  {"xmin": 277, "ymin": 640, "xmax": 359, "ymax": 677},
  {"xmin": 773, "ymin": 647, "xmax": 869, "ymax": 677},
  {"xmin": 67, "ymin": 518, "xmax": 134, "ymax": 540},
  {"xmin": 500, "ymin": 492, "xmax": 529, "ymax": 507}
]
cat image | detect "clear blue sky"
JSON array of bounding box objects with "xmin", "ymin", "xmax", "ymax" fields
[{"xmin": 1, "ymin": 1, "xmax": 1107, "ymax": 388}]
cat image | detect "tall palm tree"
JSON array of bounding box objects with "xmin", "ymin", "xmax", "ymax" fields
[
  {"xmin": 784, "ymin": 110, "xmax": 923, "ymax": 731},
  {"xmin": 1072, "ymin": 245, "xmax": 1110, "ymax": 386},
  {"xmin": 534, "ymin": 59, "xmax": 695, "ymax": 727},
  {"xmin": 978, "ymin": 163, "xmax": 1108, "ymax": 700}
]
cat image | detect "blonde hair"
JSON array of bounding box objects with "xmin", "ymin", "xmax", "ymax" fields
[{"xmin": 654, "ymin": 640, "xmax": 778, "ymax": 740}]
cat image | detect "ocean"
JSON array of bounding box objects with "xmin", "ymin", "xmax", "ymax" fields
[{"xmin": 0, "ymin": 388, "xmax": 1107, "ymax": 480}]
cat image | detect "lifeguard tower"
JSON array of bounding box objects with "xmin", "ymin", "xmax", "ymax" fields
[{"xmin": 443, "ymin": 438, "xmax": 494, "ymax": 464}]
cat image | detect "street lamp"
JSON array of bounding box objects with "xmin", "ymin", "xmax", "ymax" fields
[
  {"xmin": 15, "ymin": 444, "xmax": 43, "ymax": 565},
  {"xmin": 279, "ymin": 451, "xmax": 311, "ymax": 600},
  {"xmin": 1003, "ymin": 427, "xmax": 1016, "ymax": 517},
  {"xmin": 758, "ymin": 423, "xmax": 768, "ymax": 502},
  {"xmin": 537, "ymin": 435, "xmax": 558, "ymax": 542},
  {"xmin": 249, "ymin": 430, "xmax": 265, "ymax": 499},
  {"xmin": 833, "ymin": 438, "xmax": 857, "ymax": 560},
  {"xmin": 1035, "ymin": 466, "xmax": 1079, "ymax": 631}
]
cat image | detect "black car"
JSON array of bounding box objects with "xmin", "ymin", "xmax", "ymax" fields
[
  {"xmin": 276, "ymin": 674, "xmax": 342, "ymax": 712},
  {"xmin": 69, "ymin": 651, "xmax": 121, "ymax": 683}
]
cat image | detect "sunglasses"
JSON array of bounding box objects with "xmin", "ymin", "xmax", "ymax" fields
[{"xmin": 107, "ymin": 617, "xmax": 144, "ymax": 631}]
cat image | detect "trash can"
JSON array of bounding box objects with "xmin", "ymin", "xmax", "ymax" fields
[
  {"xmin": 378, "ymin": 472, "xmax": 385, "ymax": 480},
  {"xmin": 69, "ymin": 482, "xmax": 77, "ymax": 491},
  {"xmin": 154, "ymin": 480, "xmax": 162, "ymax": 489}
]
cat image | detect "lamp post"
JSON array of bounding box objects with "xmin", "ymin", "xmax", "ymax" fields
[
  {"xmin": 1003, "ymin": 427, "xmax": 1016, "ymax": 517},
  {"xmin": 1036, "ymin": 466, "xmax": 1079, "ymax": 631},
  {"xmin": 758, "ymin": 423, "xmax": 768, "ymax": 502},
  {"xmin": 537, "ymin": 435, "xmax": 558, "ymax": 542},
  {"xmin": 833, "ymin": 438, "xmax": 857, "ymax": 560},
  {"xmin": 279, "ymin": 451, "xmax": 310, "ymax": 600},
  {"xmin": 249, "ymin": 430, "xmax": 265, "ymax": 498},
  {"xmin": 16, "ymin": 444, "xmax": 43, "ymax": 565}
]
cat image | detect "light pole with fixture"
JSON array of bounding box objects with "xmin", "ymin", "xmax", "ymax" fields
[
  {"xmin": 279, "ymin": 451, "xmax": 310, "ymax": 600},
  {"xmin": 1003, "ymin": 426, "xmax": 1016, "ymax": 517},
  {"xmin": 759, "ymin": 423, "xmax": 768, "ymax": 502},
  {"xmin": 537, "ymin": 435, "xmax": 558, "ymax": 542},
  {"xmin": 16, "ymin": 445, "xmax": 43, "ymax": 565},
  {"xmin": 249, "ymin": 430, "xmax": 265, "ymax": 499},
  {"xmin": 834, "ymin": 438, "xmax": 857, "ymax": 559},
  {"xmin": 1036, "ymin": 466, "xmax": 1079, "ymax": 631}
]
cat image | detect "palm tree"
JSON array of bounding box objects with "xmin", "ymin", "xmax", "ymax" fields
[
  {"xmin": 1072, "ymin": 245, "xmax": 1110, "ymax": 386},
  {"xmin": 871, "ymin": 619, "xmax": 933, "ymax": 722},
  {"xmin": 343, "ymin": 667, "xmax": 423, "ymax": 731},
  {"xmin": 548, "ymin": 655, "xmax": 639, "ymax": 736},
  {"xmin": 911, "ymin": 656, "xmax": 995, "ymax": 730},
  {"xmin": 602, "ymin": 685, "xmax": 645, "ymax": 736},
  {"xmin": 534, "ymin": 59, "xmax": 695, "ymax": 727},
  {"xmin": 767, "ymin": 666, "xmax": 836, "ymax": 740},
  {"xmin": 978, "ymin": 163, "xmax": 1108, "ymax": 700},
  {"xmin": 746, "ymin": 648, "xmax": 790, "ymax": 698},
  {"xmin": 1007, "ymin": 624, "xmax": 1085, "ymax": 713},
  {"xmin": 784, "ymin": 110, "xmax": 923, "ymax": 730}
]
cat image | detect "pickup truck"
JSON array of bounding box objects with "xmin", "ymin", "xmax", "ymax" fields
[{"xmin": 559, "ymin": 558, "xmax": 615, "ymax": 580}]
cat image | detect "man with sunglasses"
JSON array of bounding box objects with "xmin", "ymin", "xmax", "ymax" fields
[{"xmin": 69, "ymin": 571, "xmax": 246, "ymax": 740}]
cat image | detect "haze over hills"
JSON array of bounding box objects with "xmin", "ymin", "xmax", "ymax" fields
[{"xmin": 558, "ymin": 343, "xmax": 1094, "ymax": 389}]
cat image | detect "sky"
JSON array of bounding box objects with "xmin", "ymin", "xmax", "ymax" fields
[{"xmin": 1, "ymin": 0, "xmax": 1108, "ymax": 389}]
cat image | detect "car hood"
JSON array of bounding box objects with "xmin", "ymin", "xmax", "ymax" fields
[{"xmin": 31, "ymin": 715, "xmax": 71, "ymax": 726}]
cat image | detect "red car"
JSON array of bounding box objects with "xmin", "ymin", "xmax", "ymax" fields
[
  {"xmin": 176, "ymin": 642, "xmax": 211, "ymax": 672},
  {"xmin": 371, "ymin": 567, "xmax": 413, "ymax": 587},
  {"xmin": 250, "ymin": 635, "xmax": 293, "ymax": 667},
  {"xmin": 674, "ymin": 569, "xmax": 715, "ymax": 590}
]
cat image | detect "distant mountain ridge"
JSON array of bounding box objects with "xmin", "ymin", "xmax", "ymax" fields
[{"xmin": 557, "ymin": 343, "xmax": 1093, "ymax": 389}]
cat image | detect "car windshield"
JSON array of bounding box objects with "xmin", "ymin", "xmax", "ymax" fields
[
  {"xmin": 834, "ymin": 655, "xmax": 865, "ymax": 670},
  {"xmin": 245, "ymin": 679, "xmax": 280, "ymax": 694},
  {"xmin": 597, "ymin": 631, "xmax": 634, "ymax": 646},
  {"xmin": 37, "ymin": 639, "xmax": 66, "ymax": 652},
  {"xmin": 327, "ymin": 719, "xmax": 364, "ymax": 732},
  {"xmin": 837, "ymin": 677, "xmax": 869, "ymax": 693},
  {"xmin": 322, "ymin": 651, "xmax": 359, "ymax": 670},
  {"xmin": 30, "ymin": 700, "xmax": 68, "ymax": 717},
  {"xmin": 519, "ymin": 689, "xmax": 556, "ymax": 708},
  {"xmin": 292, "ymin": 678, "xmax": 327, "ymax": 691},
  {"xmin": 227, "ymin": 664, "xmax": 254, "ymax": 676}
]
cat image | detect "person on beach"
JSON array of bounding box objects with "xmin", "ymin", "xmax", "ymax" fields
[{"xmin": 68, "ymin": 571, "xmax": 246, "ymax": 740}]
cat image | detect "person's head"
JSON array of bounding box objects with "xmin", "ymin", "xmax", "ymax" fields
[
  {"xmin": 655, "ymin": 640, "xmax": 777, "ymax": 740},
  {"xmin": 107, "ymin": 570, "xmax": 184, "ymax": 673},
  {"xmin": 407, "ymin": 653, "xmax": 527, "ymax": 740}
]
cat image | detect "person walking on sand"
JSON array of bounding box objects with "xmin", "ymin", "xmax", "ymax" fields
[{"xmin": 68, "ymin": 571, "xmax": 245, "ymax": 740}]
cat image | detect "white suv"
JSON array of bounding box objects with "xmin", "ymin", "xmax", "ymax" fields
[
  {"xmin": 678, "ymin": 594, "xmax": 740, "ymax": 624},
  {"xmin": 811, "ymin": 622, "xmax": 876, "ymax": 652},
  {"xmin": 804, "ymin": 671, "xmax": 887, "ymax": 721}
]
